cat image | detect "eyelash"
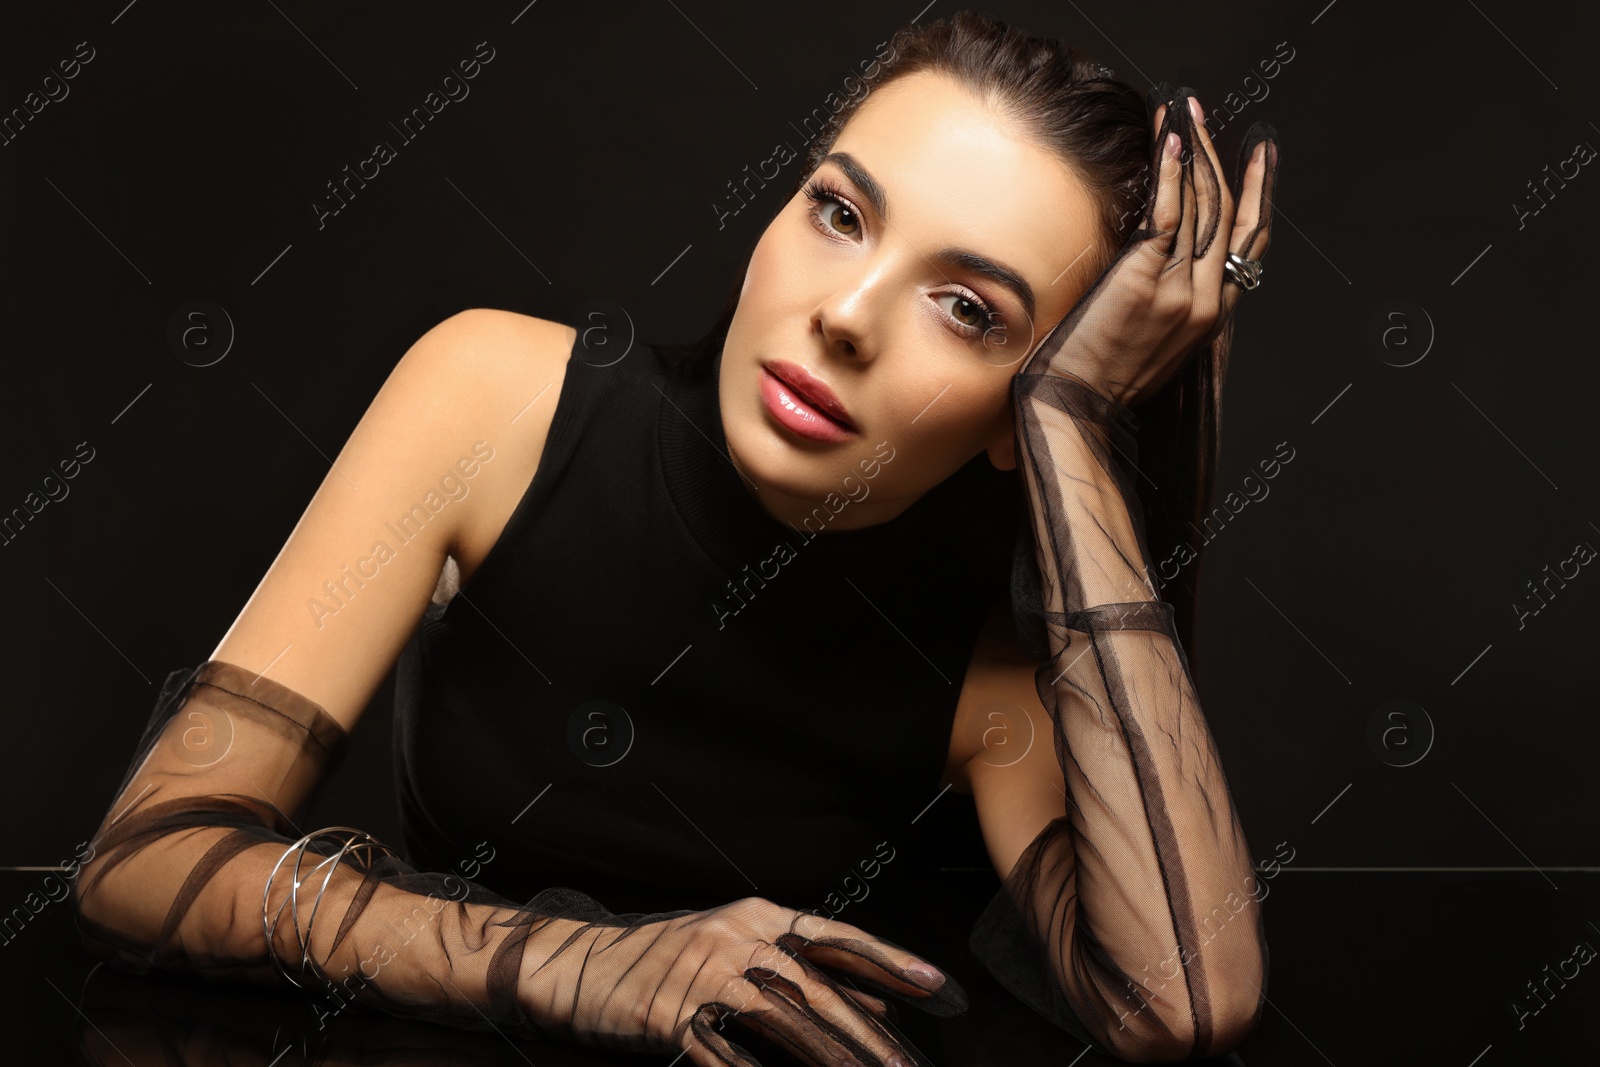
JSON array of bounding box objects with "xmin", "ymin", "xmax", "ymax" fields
[{"xmin": 800, "ymin": 176, "xmax": 1003, "ymax": 342}]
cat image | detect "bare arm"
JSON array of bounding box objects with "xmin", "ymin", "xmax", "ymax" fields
[{"xmin": 72, "ymin": 308, "xmax": 586, "ymax": 1031}]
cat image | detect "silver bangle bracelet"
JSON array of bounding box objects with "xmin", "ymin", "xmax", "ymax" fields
[{"xmin": 263, "ymin": 826, "xmax": 401, "ymax": 997}]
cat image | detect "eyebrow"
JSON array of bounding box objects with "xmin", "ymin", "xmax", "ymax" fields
[{"xmin": 822, "ymin": 151, "xmax": 1038, "ymax": 323}]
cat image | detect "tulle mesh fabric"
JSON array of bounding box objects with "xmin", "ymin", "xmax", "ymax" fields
[
  {"xmin": 72, "ymin": 661, "xmax": 966, "ymax": 1065},
  {"xmin": 70, "ymin": 83, "xmax": 1278, "ymax": 1066},
  {"xmin": 971, "ymin": 84, "xmax": 1280, "ymax": 1060}
]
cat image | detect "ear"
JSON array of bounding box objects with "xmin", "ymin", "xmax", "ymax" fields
[{"xmin": 986, "ymin": 428, "xmax": 1017, "ymax": 471}]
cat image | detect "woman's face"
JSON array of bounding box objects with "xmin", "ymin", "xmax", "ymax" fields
[{"xmin": 720, "ymin": 68, "xmax": 1105, "ymax": 531}]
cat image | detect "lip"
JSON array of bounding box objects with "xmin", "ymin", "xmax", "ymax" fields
[
  {"xmin": 759, "ymin": 363, "xmax": 859, "ymax": 444},
  {"xmin": 761, "ymin": 360, "xmax": 856, "ymax": 429}
]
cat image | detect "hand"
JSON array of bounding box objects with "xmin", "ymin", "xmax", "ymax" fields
[
  {"xmin": 520, "ymin": 895, "xmax": 966, "ymax": 1066},
  {"xmin": 1023, "ymin": 83, "xmax": 1280, "ymax": 408}
]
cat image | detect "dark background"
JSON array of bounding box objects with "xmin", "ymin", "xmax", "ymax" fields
[{"xmin": 2, "ymin": 0, "xmax": 1596, "ymax": 1062}]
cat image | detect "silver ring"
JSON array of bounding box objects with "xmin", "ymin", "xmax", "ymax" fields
[{"xmin": 1224, "ymin": 252, "xmax": 1264, "ymax": 290}]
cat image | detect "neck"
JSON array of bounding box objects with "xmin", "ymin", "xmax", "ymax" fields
[{"xmin": 726, "ymin": 442, "xmax": 924, "ymax": 534}]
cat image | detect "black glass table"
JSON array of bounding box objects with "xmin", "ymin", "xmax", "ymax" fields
[{"xmin": 5, "ymin": 866, "xmax": 1594, "ymax": 1065}]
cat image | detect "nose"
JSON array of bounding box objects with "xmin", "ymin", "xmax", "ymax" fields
[{"xmin": 812, "ymin": 269, "xmax": 884, "ymax": 363}]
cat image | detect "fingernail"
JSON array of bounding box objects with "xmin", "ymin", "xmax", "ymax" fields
[
  {"xmin": 1166, "ymin": 131, "xmax": 1181, "ymax": 159},
  {"xmin": 1146, "ymin": 80, "xmax": 1177, "ymax": 124},
  {"xmin": 887, "ymin": 1055, "xmax": 916, "ymax": 1067},
  {"xmin": 906, "ymin": 962, "xmax": 946, "ymax": 988},
  {"xmin": 1189, "ymin": 94, "xmax": 1203, "ymax": 123},
  {"xmin": 1174, "ymin": 85, "xmax": 1198, "ymax": 123}
]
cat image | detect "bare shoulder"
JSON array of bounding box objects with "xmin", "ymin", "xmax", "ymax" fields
[
  {"xmin": 205, "ymin": 308, "xmax": 576, "ymax": 734},
  {"xmin": 423, "ymin": 309, "xmax": 578, "ymax": 588},
  {"xmin": 406, "ymin": 308, "xmax": 577, "ymax": 404}
]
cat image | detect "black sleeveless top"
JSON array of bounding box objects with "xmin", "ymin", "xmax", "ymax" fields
[{"xmin": 393, "ymin": 327, "xmax": 1022, "ymax": 923}]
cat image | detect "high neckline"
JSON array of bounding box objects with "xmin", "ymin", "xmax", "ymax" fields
[{"xmin": 656, "ymin": 344, "xmax": 958, "ymax": 576}]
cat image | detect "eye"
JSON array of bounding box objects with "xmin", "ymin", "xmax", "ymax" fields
[
  {"xmin": 803, "ymin": 175, "xmax": 1005, "ymax": 346},
  {"xmin": 803, "ymin": 178, "xmax": 862, "ymax": 238},
  {"xmin": 934, "ymin": 291, "xmax": 1003, "ymax": 341}
]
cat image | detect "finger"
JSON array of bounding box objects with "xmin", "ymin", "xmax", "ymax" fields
[
  {"xmin": 1221, "ymin": 123, "xmax": 1280, "ymax": 322},
  {"xmin": 783, "ymin": 914, "xmax": 948, "ymax": 1000},
  {"xmin": 1138, "ymin": 93, "xmax": 1187, "ymax": 276},
  {"xmin": 686, "ymin": 1002, "xmax": 766, "ymax": 1067},
  {"xmin": 780, "ymin": 953, "xmax": 911, "ymax": 1062},
  {"xmin": 1180, "ymin": 89, "xmax": 1229, "ymax": 285},
  {"xmin": 839, "ymin": 984, "xmax": 893, "ymax": 1019},
  {"xmin": 1231, "ymin": 121, "xmax": 1279, "ymax": 259},
  {"xmin": 1167, "ymin": 93, "xmax": 1198, "ymax": 273},
  {"xmin": 1179, "ymin": 91, "xmax": 1227, "ymax": 334},
  {"xmin": 781, "ymin": 944, "xmax": 968, "ymax": 1023},
  {"xmin": 736, "ymin": 957, "xmax": 911, "ymax": 1067}
]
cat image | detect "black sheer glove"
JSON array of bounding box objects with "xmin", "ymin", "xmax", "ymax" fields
[
  {"xmin": 970, "ymin": 83, "xmax": 1281, "ymax": 1061},
  {"xmin": 73, "ymin": 660, "xmax": 966, "ymax": 1066}
]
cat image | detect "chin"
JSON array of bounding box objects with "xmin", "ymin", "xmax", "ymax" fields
[{"xmin": 728, "ymin": 409, "xmax": 830, "ymax": 498}]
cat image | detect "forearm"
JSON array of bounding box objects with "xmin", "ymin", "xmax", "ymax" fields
[
  {"xmin": 1016, "ymin": 392, "xmax": 1158, "ymax": 612},
  {"xmin": 76, "ymin": 816, "xmax": 570, "ymax": 1031},
  {"xmin": 70, "ymin": 661, "xmax": 590, "ymax": 1039},
  {"xmin": 1040, "ymin": 624, "xmax": 1263, "ymax": 1056},
  {"xmin": 978, "ymin": 82, "xmax": 1282, "ymax": 1056},
  {"xmin": 976, "ymin": 371, "xmax": 1266, "ymax": 1061}
]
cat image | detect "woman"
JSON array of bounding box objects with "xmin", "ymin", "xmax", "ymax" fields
[{"xmin": 70, "ymin": 10, "xmax": 1279, "ymax": 1065}]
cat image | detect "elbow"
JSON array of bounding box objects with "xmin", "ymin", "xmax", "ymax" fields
[
  {"xmin": 67, "ymin": 832, "xmax": 143, "ymax": 968},
  {"xmin": 1106, "ymin": 1005, "xmax": 1263, "ymax": 1064},
  {"xmin": 1200, "ymin": 983, "xmax": 1266, "ymax": 1060},
  {"xmin": 67, "ymin": 839, "xmax": 95, "ymax": 924},
  {"xmin": 1188, "ymin": 958, "xmax": 1269, "ymax": 1062},
  {"xmin": 68, "ymin": 846, "xmax": 114, "ymax": 959},
  {"xmin": 1202, "ymin": 931, "xmax": 1270, "ymax": 1058},
  {"xmin": 1106, "ymin": 966, "xmax": 1267, "ymax": 1063}
]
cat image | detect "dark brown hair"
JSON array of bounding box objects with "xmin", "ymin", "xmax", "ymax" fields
[{"xmin": 651, "ymin": 9, "xmax": 1225, "ymax": 662}]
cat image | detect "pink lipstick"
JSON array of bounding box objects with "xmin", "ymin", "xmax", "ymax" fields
[{"xmin": 759, "ymin": 361, "xmax": 858, "ymax": 443}]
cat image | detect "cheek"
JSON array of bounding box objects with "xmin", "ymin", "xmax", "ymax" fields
[
  {"xmin": 748, "ymin": 209, "xmax": 792, "ymax": 277},
  {"xmin": 744, "ymin": 233, "xmax": 779, "ymax": 298},
  {"xmin": 746, "ymin": 204, "xmax": 822, "ymax": 301},
  {"xmin": 878, "ymin": 373, "xmax": 1009, "ymax": 461},
  {"xmin": 738, "ymin": 236, "xmax": 780, "ymax": 317}
]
